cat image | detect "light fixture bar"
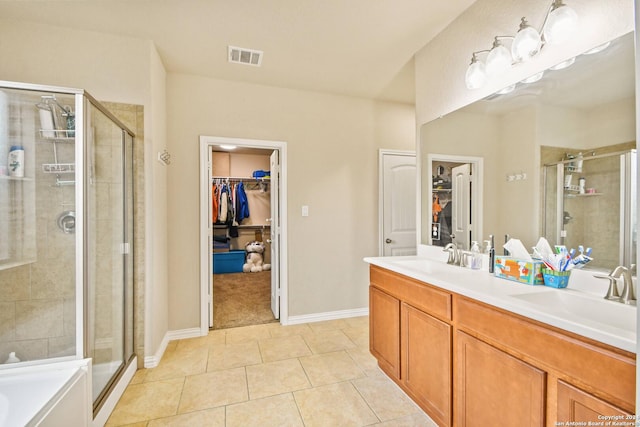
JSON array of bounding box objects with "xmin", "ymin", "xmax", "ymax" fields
[{"xmin": 464, "ymin": 0, "xmax": 578, "ymax": 90}]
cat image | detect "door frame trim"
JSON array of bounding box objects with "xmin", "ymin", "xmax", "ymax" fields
[
  {"xmin": 199, "ymin": 136, "xmax": 288, "ymax": 335},
  {"xmin": 378, "ymin": 149, "xmax": 416, "ymax": 256}
]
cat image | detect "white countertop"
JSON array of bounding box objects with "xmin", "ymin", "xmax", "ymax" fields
[{"xmin": 364, "ymin": 255, "xmax": 637, "ymax": 353}]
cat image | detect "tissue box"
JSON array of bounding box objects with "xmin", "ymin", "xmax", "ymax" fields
[{"xmin": 494, "ymin": 256, "xmax": 544, "ymax": 285}]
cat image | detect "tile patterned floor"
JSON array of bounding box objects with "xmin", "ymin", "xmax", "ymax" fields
[{"xmin": 106, "ymin": 316, "xmax": 437, "ymax": 426}]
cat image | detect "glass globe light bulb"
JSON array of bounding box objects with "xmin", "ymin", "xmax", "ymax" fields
[
  {"xmin": 512, "ymin": 18, "xmax": 542, "ymax": 62},
  {"xmin": 486, "ymin": 42, "xmax": 512, "ymax": 76},
  {"xmin": 543, "ymin": 3, "xmax": 578, "ymax": 44},
  {"xmin": 465, "ymin": 57, "xmax": 486, "ymax": 90}
]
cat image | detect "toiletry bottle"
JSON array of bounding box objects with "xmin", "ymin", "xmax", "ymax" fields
[
  {"xmin": 579, "ymin": 177, "xmax": 586, "ymax": 194},
  {"xmin": 4, "ymin": 352, "xmax": 20, "ymax": 364},
  {"xmin": 8, "ymin": 145, "xmax": 24, "ymax": 178},
  {"xmin": 576, "ymin": 152, "xmax": 583, "ymax": 171},
  {"xmin": 470, "ymin": 241, "xmax": 481, "ymax": 270}
]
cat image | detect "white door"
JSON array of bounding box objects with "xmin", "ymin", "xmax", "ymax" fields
[
  {"xmin": 452, "ymin": 163, "xmax": 471, "ymax": 250},
  {"xmin": 381, "ymin": 152, "xmax": 417, "ymax": 256},
  {"xmin": 269, "ymin": 150, "xmax": 280, "ymax": 319},
  {"xmin": 207, "ymin": 148, "xmax": 214, "ymax": 327}
]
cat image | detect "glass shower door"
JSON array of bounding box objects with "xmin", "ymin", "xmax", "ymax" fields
[{"xmin": 85, "ymin": 100, "xmax": 134, "ymax": 407}]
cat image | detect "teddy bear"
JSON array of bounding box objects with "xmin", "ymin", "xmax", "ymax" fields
[{"xmin": 243, "ymin": 241, "xmax": 271, "ymax": 273}]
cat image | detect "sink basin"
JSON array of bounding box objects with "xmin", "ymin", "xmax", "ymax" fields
[
  {"xmin": 510, "ymin": 290, "xmax": 637, "ymax": 334},
  {"xmin": 390, "ymin": 259, "xmax": 451, "ymax": 274}
]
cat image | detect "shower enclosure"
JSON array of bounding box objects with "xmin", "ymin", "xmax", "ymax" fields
[
  {"xmin": 0, "ymin": 80, "xmax": 135, "ymax": 414},
  {"xmin": 543, "ymin": 149, "xmax": 637, "ymax": 270}
]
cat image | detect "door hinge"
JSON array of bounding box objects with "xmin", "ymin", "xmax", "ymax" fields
[{"xmin": 120, "ymin": 243, "xmax": 130, "ymax": 255}]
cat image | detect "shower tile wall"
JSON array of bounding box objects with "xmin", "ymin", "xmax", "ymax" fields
[{"xmin": 0, "ymin": 92, "xmax": 76, "ymax": 363}]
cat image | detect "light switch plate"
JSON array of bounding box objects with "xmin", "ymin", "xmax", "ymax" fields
[{"xmin": 302, "ymin": 205, "xmax": 309, "ymax": 217}]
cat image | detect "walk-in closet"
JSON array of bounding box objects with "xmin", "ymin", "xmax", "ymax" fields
[{"xmin": 209, "ymin": 146, "xmax": 276, "ymax": 329}]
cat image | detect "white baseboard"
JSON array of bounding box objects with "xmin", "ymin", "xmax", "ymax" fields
[
  {"xmin": 143, "ymin": 327, "xmax": 203, "ymax": 368},
  {"xmin": 167, "ymin": 327, "xmax": 203, "ymax": 341},
  {"xmin": 285, "ymin": 307, "xmax": 369, "ymax": 326}
]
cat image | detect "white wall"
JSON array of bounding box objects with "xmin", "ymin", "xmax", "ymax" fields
[
  {"xmin": 166, "ymin": 73, "xmax": 415, "ymax": 329},
  {"xmin": 0, "ymin": 20, "xmax": 169, "ymax": 363}
]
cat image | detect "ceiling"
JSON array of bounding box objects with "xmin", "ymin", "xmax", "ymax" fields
[{"xmin": 0, "ymin": 0, "xmax": 476, "ymax": 104}]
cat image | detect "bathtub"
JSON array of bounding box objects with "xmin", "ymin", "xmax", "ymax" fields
[{"xmin": 0, "ymin": 359, "xmax": 91, "ymax": 427}]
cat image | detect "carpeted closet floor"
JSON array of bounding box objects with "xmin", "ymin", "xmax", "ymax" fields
[{"xmin": 212, "ymin": 271, "xmax": 277, "ymax": 329}]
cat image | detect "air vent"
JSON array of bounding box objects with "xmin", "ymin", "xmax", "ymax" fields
[{"xmin": 228, "ymin": 46, "xmax": 263, "ymax": 67}]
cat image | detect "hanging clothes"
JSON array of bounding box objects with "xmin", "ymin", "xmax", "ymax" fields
[
  {"xmin": 211, "ymin": 183, "xmax": 220, "ymax": 223},
  {"xmin": 432, "ymin": 194, "xmax": 442, "ymax": 223},
  {"xmin": 235, "ymin": 182, "xmax": 250, "ymax": 222},
  {"xmin": 219, "ymin": 184, "xmax": 229, "ymax": 223}
]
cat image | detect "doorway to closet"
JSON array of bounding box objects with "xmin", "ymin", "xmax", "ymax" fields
[{"xmin": 199, "ymin": 136, "xmax": 287, "ymax": 334}]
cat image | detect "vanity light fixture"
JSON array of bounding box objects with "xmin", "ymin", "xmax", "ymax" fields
[
  {"xmin": 219, "ymin": 144, "xmax": 237, "ymax": 150},
  {"xmin": 465, "ymin": 53, "xmax": 488, "ymax": 89},
  {"xmin": 486, "ymin": 37, "xmax": 513, "ymax": 76},
  {"xmin": 464, "ymin": 0, "xmax": 578, "ymax": 90}
]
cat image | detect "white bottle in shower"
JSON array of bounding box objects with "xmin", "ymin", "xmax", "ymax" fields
[
  {"xmin": 8, "ymin": 145, "xmax": 24, "ymax": 178},
  {"xmin": 4, "ymin": 352, "xmax": 20, "ymax": 364}
]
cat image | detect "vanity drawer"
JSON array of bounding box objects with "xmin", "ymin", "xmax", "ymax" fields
[
  {"xmin": 370, "ymin": 265, "xmax": 452, "ymax": 321},
  {"xmin": 454, "ymin": 296, "xmax": 635, "ymax": 411}
]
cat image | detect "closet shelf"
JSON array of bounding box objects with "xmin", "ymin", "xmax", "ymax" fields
[
  {"xmin": 212, "ymin": 176, "xmax": 270, "ymax": 182},
  {"xmin": 213, "ymin": 224, "xmax": 271, "ymax": 229}
]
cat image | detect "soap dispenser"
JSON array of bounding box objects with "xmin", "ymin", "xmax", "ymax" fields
[{"xmin": 470, "ymin": 241, "xmax": 481, "ymax": 270}]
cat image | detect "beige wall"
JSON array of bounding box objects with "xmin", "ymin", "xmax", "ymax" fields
[{"xmin": 167, "ymin": 73, "xmax": 415, "ymax": 329}]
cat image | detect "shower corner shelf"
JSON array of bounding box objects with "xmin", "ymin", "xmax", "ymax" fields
[{"xmin": 565, "ymin": 192, "xmax": 603, "ymax": 198}]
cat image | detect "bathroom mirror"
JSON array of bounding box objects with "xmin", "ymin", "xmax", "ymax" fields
[{"xmin": 420, "ymin": 31, "xmax": 636, "ymax": 268}]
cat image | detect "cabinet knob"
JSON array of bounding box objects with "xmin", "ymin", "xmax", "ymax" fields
[{"xmin": 385, "ymin": 238, "xmax": 392, "ymax": 244}]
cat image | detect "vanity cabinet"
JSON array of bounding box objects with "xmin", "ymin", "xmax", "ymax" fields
[
  {"xmin": 402, "ymin": 302, "xmax": 452, "ymax": 426},
  {"xmin": 456, "ymin": 331, "xmax": 545, "ymax": 426},
  {"xmin": 368, "ymin": 265, "xmax": 636, "ymax": 426},
  {"xmin": 557, "ymin": 380, "xmax": 632, "ymax": 422},
  {"xmin": 369, "ymin": 265, "xmax": 453, "ymax": 426},
  {"xmin": 369, "ymin": 285, "xmax": 400, "ymax": 379}
]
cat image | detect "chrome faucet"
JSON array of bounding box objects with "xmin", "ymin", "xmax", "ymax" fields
[
  {"xmin": 443, "ymin": 243, "xmax": 459, "ymax": 265},
  {"xmin": 610, "ymin": 266, "xmax": 636, "ymax": 305},
  {"xmin": 595, "ymin": 266, "xmax": 636, "ymax": 305}
]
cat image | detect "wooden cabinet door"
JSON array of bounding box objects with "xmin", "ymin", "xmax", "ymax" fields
[
  {"xmin": 402, "ymin": 302, "xmax": 452, "ymax": 427},
  {"xmin": 369, "ymin": 286, "xmax": 400, "ymax": 378},
  {"xmin": 557, "ymin": 380, "xmax": 632, "ymax": 422},
  {"xmin": 456, "ymin": 331, "xmax": 545, "ymax": 427}
]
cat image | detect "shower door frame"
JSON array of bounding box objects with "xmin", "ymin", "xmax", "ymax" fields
[{"xmin": 82, "ymin": 93, "xmax": 137, "ymax": 414}]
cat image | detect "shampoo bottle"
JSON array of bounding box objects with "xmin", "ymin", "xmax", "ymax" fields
[{"xmin": 8, "ymin": 145, "xmax": 24, "ymax": 178}]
